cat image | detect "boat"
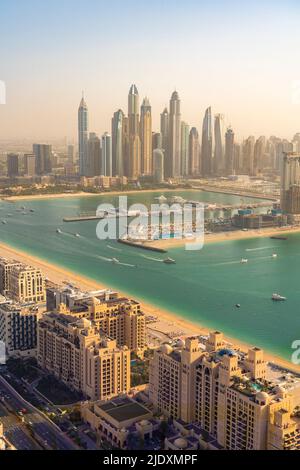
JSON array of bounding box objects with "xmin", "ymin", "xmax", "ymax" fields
[
  {"xmin": 29, "ymin": 209, "xmax": 35, "ymax": 213},
  {"xmin": 2, "ymin": 220, "xmax": 7, "ymax": 225},
  {"xmin": 56, "ymin": 229, "xmax": 62, "ymax": 234},
  {"xmin": 74, "ymin": 233, "xmax": 80, "ymax": 238},
  {"xmin": 236, "ymin": 304, "xmax": 241, "ymax": 308},
  {"xmin": 272, "ymin": 293, "xmax": 286, "ymax": 301},
  {"xmin": 163, "ymin": 258, "xmax": 176, "ymax": 265},
  {"xmin": 272, "ymin": 253, "xmax": 277, "ymax": 258},
  {"xmin": 270, "ymin": 236, "xmax": 287, "ymax": 240},
  {"xmin": 240, "ymin": 258, "xmax": 248, "ymax": 264}
]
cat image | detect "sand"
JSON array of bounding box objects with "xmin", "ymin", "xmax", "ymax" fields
[{"xmin": 0, "ymin": 241, "xmax": 299, "ymax": 374}]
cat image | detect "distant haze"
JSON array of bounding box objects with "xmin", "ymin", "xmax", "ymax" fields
[{"xmin": 1, "ymin": 0, "xmax": 300, "ymax": 141}]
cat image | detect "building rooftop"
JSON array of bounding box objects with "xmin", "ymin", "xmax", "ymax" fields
[{"xmin": 98, "ymin": 397, "xmax": 150, "ymax": 423}]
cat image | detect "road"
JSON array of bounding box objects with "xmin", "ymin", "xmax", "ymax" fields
[
  {"xmin": 0, "ymin": 377, "xmax": 78, "ymax": 450},
  {"xmin": 0, "ymin": 402, "xmax": 39, "ymax": 450}
]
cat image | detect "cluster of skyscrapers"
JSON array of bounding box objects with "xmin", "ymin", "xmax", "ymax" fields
[{"xmin": 78, "ymin": 85, "xmax": 300, "ymax": 184}]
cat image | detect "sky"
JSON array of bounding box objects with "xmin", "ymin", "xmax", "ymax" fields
[{"xmin": 0, "ymin": 0, "xmax": 300, "ymax": 142}]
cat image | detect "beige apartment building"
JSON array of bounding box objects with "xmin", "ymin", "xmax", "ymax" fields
[
  {"xmin": 9, "ymin": 264, "xmax": 45, "ymax": 304},
  {"xmin": 48, "ymin": 289, "xmax": 146, "ymax": 357},
  {"xmin": 0, "ymin": 301, "xmax": 42, "ymax": 358},
  {"xmin": 37, "ymin": 313, "xmax": 131, "ymax": 401},
  {"xmin": 0, "ymin": 258, "xmax": 22, "ymax": 297},
  {"xmin": 149, "ymin": 331, "xmax": 300, "ymax": 450}
]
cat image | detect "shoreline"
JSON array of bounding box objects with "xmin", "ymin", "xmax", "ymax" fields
[
  {"xmin": 0, "ymin": 240, "xmax": 298, "ymax": 374},
  {"xmin": 149, "ymin": 225, "xmax": 300, "ymax": 249},
  {"xmin": 3, "ymin": 188, "xmax": 193, "ymax": 202}
]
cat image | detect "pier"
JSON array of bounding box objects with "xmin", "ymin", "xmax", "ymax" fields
[{"xmin": 117, "ymin": 239, "xmax": 167, "ymax": 253}]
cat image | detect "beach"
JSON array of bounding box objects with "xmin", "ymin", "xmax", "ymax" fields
[{"xmin": 0, "ymin": 240, "xmax": 299, "ymax": 374}]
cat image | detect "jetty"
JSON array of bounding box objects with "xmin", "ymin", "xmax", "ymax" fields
[{"xmin": 117, "ymin": 239, "xmax": 167, "ymax": 253}]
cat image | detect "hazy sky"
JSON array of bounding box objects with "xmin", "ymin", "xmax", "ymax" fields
[{"xmin": 1, "ymin": 0, "xmax": 300, "ymax": 142}]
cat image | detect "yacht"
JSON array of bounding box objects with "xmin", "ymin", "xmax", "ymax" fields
[
  {"xmin": 163, "ymin": 258, "xmax": 176, "ymax": 265},
  {"xmin": 56, "ymin": 228, "xmax": 62, "ymax": 234},
  {"xmin": 2, "ymin": 220, "xmax": 7, "ymax": 225},
  {"xmin": 272, "ymin": 253, "xmax": 277, "ymax": 258},
  {"xmin": 272, "ymin": 293, "xmax": 286, "ymax": 301},
  {"xmin": 241, "ymin": 258, "xmax": 248, "ymax": 264},
  {"xmin": 74, "ymin": 233, "xmax": 80, "ymax": 238}
]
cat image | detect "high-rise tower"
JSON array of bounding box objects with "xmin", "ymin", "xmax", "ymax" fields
[
  {"xmin": 214, "ymin": 114, "xmax": 225, "ymax": 175},
  {"xmin": 169, "ymin": 91, "xmax": 181, "ymax": 178},
  {"xmin": 140, "ymin": 97, "xmax": 152, "ymax": 175},
  {"xmin": 189, "ymin": 127, "xmax": 200, "ymax": 176},
  {"xmin": 78, "ymin": 95, "xmax": 89, "ymax": 177},
  {"xmin": 112, "ymin": 109, "xmax": 125, "ymax": 177},
  {"xmin": 201, "ymin": 107, "xmax": 213, "ymax": 176},
  {"xmin": 180, "ymin": 122, "xmax": 190, "ymax": 177},
  {"xmin": 224, "ymin": 127, "xmax": 235, "ymax": 175},
  {"xmin": 160, "ymin": 108, "xmax": 169, "ymax": 178},
  {"xmin": 128, "ymin": 85, "xmax": 141, "ymax": 178}
]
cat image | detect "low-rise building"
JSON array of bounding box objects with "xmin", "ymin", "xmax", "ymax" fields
[{"xmin": 81, "ymin": 396, "xmax": 159, "ymax": 449}]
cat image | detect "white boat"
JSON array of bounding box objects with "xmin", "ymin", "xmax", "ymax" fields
[
  {"xmin": 241, "ymin": 258, "xmax": 248, "ymax": 264},
  {"xmin": 56, "ymin": 229, "xmax": 62, "ymax": 234},
  {"xmin": 2, "ymin": 220, "xmax": 7, "ymax": 225},
  {"xmin": 74, "ymin": 233, "xmax": 80, "ymax": 238},
  {"xmin": 272, "ymin": 293, "xmax": 286, "ymax": 301},
  {"xmin": 272, "ymin": 253, "xmax": 277, "ymax": 258},
  {"xmin": 163, "ymin": 258, "xmax": 176, "ymax": 265}
]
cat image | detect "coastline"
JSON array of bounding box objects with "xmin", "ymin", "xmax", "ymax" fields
[
  {"xmin": 3, "ymin": 188, "xmax": 193, "ymax": 202},
  {"xmin": 147, "ymin": 225, "xmax": 300, "ymax": 249},
  {"xmin": 0, "ymin": 240, "xmax": 299, "ymax": 374}
]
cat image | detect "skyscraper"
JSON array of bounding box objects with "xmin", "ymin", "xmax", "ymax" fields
[
  {"xmin": 7, "ymin": 154, "xmax": 19, "ymax": 178},
  {"xmin": 140, "ymin": 97, "xmax": 152, "ymax": 175},
  {"xmin": 253, "ymin": 136, "xmax": 266, "ymax": 176},
  {"xmin": 169, "ymin": 91, "xmax": 181, "ymax": 178},
  {"xmin": 242, "ymin": 136, "xmax": 255, "ymax": 175},
  {"xmin": 180, "ymin": 122, "xmax": 190, "ymax": 177},
  {"xmin": 189, "ymin": 127, "xmax": 200, "ymax": 176},
  {"xmin": 33, "ymin": 144, "xmax": 52, "ymax": 175},
  {"xmin": 78, "ymin": 95, "xmax": 89, "ymax": 177},
  {"xmin": 87, "ymin": 132, "xmax": 101, "ymax": 176},
  {"xmin": 224, "ymin": 127, "xmax": 235, "ymax": 175},
  {"xmin": 214, "ymin": 114, "xmax": 225, "ymax": 175},
  {"xmin": 128, "ymin": 84, "xmax": 141, "ymax": 178},
  {"xmin": 281, "ymin": 152, "xmax": 300, "ymax": 215},
  {"xmin": 153, "ymin": 149, "xmax": 164, "ymax": 184},
  {"xmin": 201, "ymin": 107, "xmax": 213, "ymax": 176},
  {"xmin": 160, "ymin": 108, "xmax": 169, "ymax": 178},
  {"xmin": 24, "ymin": 154, "xmax": 36, "ymax": 177},
  {"xmin": 101, "ymin": 132, "xmax": 112, "ymax": 177},
  {"xmin": 112, "ymin": 109, "xmax": 125, "ymax": 177}
]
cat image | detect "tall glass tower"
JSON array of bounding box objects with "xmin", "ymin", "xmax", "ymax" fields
[{"xmin": 78, "ymin": 95, "xmax": 89, "ymax": 176}]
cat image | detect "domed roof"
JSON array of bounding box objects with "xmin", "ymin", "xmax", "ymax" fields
[
  {"xmin": 256, "ymin": 391, "xmax": 269, "ymax": 403},
  {"xmin": 176, "ymin": 339, "xmax": 185, "ymax": 348},
  {"xmin": 171, "ymin": 90, "xmax": 180, "ymax": 100},
  {"xmin": 275, "ymin": 385, "xmax": 286, "ymax": 398},
  {"xmin": 160, "ymin": 343, "xmax": 173, "ymax": 355},
  {"xmin": 174, "ymin": 438, "xmax": 188, "ymax": 449}
]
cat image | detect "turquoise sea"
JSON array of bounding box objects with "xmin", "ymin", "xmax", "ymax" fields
[{"xmin": 0, "ymin": 189, "xmax": 298, "ymax": 363}]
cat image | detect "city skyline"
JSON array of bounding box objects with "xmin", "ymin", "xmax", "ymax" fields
[{"xmin": 1, "ymin": 0, "xmax": 300, "ymax": 140}]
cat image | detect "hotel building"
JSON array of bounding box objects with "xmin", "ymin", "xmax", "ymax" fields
[
  {"xmin": 149, "ymin": 331, "xmax": 300, "ymax": 450},
  {"xmin": 0, "ymin": 301, "xmax": 42, "ymax": 358},
  {"xmin": 281, "ymin": 152, "xmax": 300, "ymax": 222},
  {"xmin": 37, "ymin": 313, "xmax": 131, "ymax": 401},
  {"xmin": 46, "ymin": 283, "xmax": 146, "ymax": 356}
]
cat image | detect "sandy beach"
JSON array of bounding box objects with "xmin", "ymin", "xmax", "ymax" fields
[
  {"xmin": 142, "ymin": 225, "xmax": 300, "ymax": 249},
  {"xmin": 0, "ymin": 240, "xmax": 299, "ymax": 374},
  {"xmin": 3, "ymin": 188, "xmax": 190, "ymax": 202}
]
